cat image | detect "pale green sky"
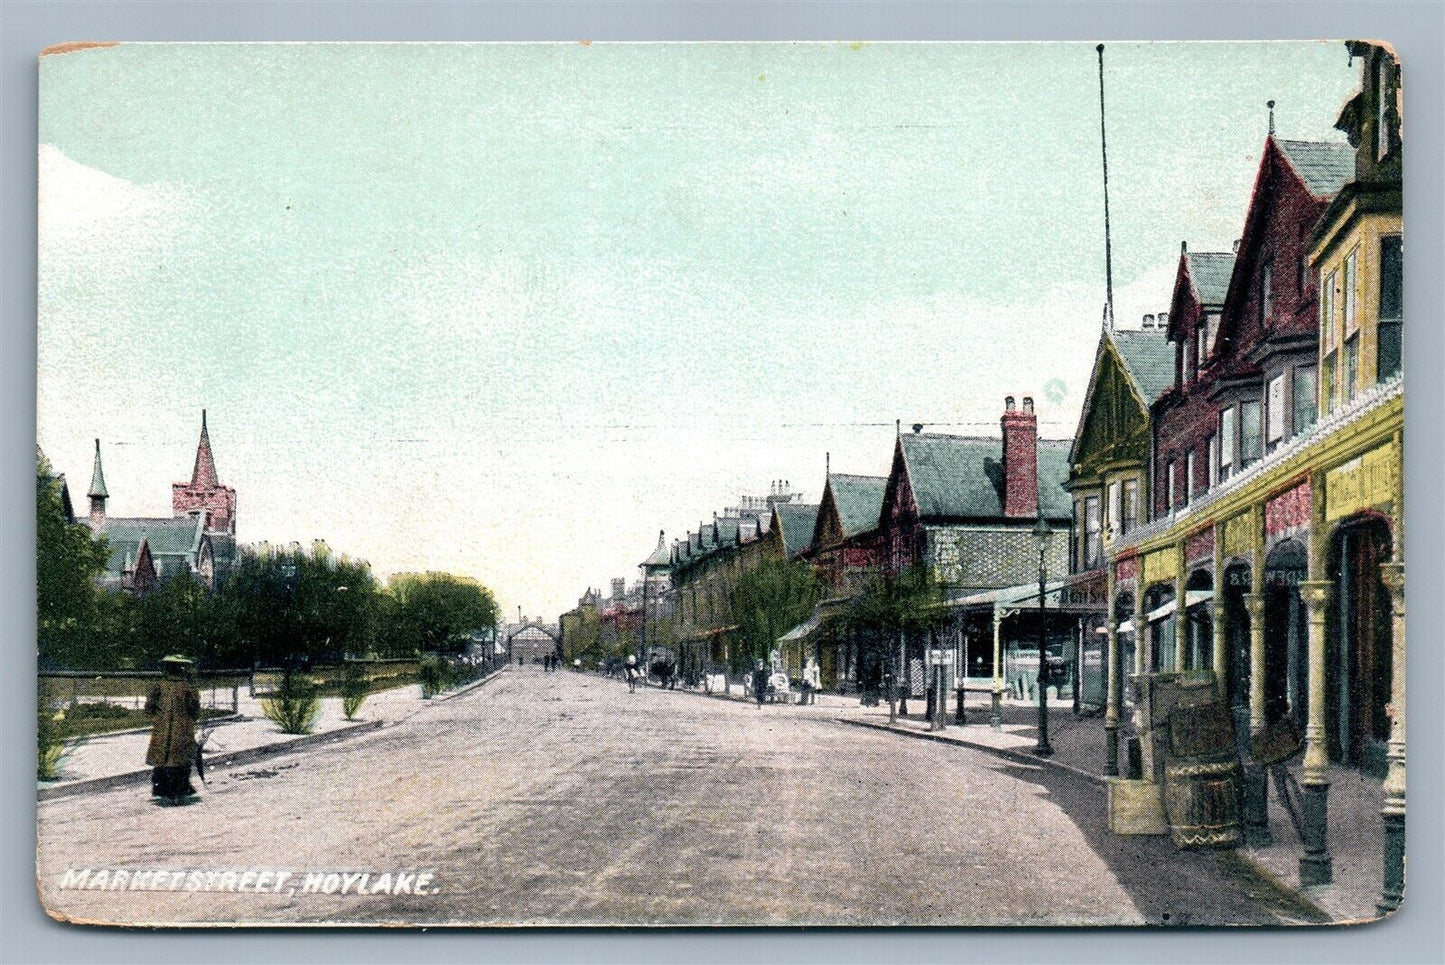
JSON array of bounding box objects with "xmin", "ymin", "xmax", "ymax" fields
[{"xmin": 38, "ymin": 41, "xmax": 1361, "ymax": 618}]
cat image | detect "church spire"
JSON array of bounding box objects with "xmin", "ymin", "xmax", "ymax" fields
[
  {"xmin": 88, "ymin": 438, "xmax": 108, "ymax": 526},
  {"xmin": 190, "ymin": 409, "xmax": 219, "ymax": 489},
  {"xmin": 87, "ymin": 438, "xmax": 108, "ymax": 498}
]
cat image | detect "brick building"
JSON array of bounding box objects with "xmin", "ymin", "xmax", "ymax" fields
[
  {"xmin": 82, "ymin": 411, "xmax": 239, "ymax": 596},
  {"xmin": 879, "ymin": 399, "xmax": 1072, "ymax": 699}
]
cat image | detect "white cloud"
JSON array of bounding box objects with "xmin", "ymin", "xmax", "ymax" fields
[{"xmin": 38, "ymin": 143, "xmax": 194, "ymax": 252}]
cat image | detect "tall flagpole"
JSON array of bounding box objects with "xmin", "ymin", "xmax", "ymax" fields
[{"xmin": 1097, "ymin": 43, "xmax": 1115, "ymax": 332}]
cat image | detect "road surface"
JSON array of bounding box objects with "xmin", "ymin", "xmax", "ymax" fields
[{"xmin": 37, "ymin": 667, "xmax": 1320, "ymax": 926}]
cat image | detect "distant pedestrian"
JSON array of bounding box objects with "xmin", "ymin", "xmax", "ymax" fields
[
  {"xmin": 145, "ymin": 655, "xmax": 201, "ymax": 805},
  {"xmin": 802, "ymin": 657, "xmax": 821, "ymax": 705},
  {"xmin": 625, "ymin": 654, "xmax": 640, "ymax": 693},
  {"xmin": 751, "ymin": 660, "xmax": 769, "ymax": 708}
]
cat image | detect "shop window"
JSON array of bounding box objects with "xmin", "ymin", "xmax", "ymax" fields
[
  {"xmin": 1379, "ymin": 235, "xmax": 1402, "ymax": 382},
  {"xmin": 1240, "ymin": 400, "xmax": 1262, "ymax": 467},
  {"xmin": 1293, "ymin": 366, "xmax": 1317, "ymax": 436}
]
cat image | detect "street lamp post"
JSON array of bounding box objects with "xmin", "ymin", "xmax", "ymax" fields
[{"xmin": 1033, "ymin": 515, "xmax": 1054, "ymax": 757}]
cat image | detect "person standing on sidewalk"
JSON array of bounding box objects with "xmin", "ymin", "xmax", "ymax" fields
[
  {"xmin": 802, "ymin": 657, "xmax": 821, "ymax": 705},
  {"xmin": 751, "ymin": 660, "xmax": 769, "ymax": 708},
  {"xmin": 144, "ymin": 655, "xmax": 201, "ymax": 805},
  {"xmin": 625, "ymin": 654, "xmax": 640, "ymax": 692}
]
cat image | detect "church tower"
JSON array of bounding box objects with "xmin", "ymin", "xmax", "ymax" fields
[{"xmin": 171, "ymin": 409, "xmax": 237, "ymax": 534}]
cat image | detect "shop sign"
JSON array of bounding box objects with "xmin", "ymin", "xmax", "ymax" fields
[{"xmin": 1325, "ymin": 444, "xmax": 1397, "ymax": 523}]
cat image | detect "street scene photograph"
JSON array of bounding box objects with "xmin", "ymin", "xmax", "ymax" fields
[{"xmin": 34, "ymin": 39, "xmax": 1405, "ymax": 927}]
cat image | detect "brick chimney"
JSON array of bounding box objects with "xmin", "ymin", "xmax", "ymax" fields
[{"xmin": 1001, "ymin": 396, "xmax": 1039, "ymax": 518}]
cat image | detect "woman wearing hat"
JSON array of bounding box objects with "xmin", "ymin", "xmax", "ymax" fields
[{"xmin": 144, "ymin": 656, "xmax": 201, "ymax": 803}]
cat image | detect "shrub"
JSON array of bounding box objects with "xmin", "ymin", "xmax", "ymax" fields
[
  {"xmin": 341, "ymin": 664, "xmax": 370, "ymax": 721},
  {"xmin": 261, "ymin": 679, "xmax": 320, "ymax": 734},
  {"xmin": 418, "ymin": 656, "xmax": 464, "ymax": 698},
  {"xmin": 38, "ymin": 705, "xmax": 70, "ymax": 781}
]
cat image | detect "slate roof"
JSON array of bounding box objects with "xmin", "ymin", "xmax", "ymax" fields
[
  {"xmin": 1110, "ymin": 329, "xmax": 1176, "ymax": 404},
  {"xmin": 773, "ymin": 502, "xmax": 819, "ymax": 557},
  {"xmin": 898, "ymin": 434, "xmax": 1072, "ymax": 521},
  {"xmin": 93, "ymin": 515, "xmax": 205, "ymax": 577},
  {"xmin": 1275, "ymin": 139, "xmax": 1355, "ymax": 198},
  {"xmin": 828, "ymin": 473, "xmax": 888, "ymax": 538},
  {"xmin": 1184, "ymin": 252, "xmax": 1236, "ymax": 306}
]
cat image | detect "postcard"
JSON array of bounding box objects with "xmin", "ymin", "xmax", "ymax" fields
[{"xmin": 36, "ymin": 40, "xmax": 1404, "ymax": 927}]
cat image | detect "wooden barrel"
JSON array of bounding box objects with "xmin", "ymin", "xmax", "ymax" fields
[{"xmin": 1161, "ymin": 701, "xmax": 1243, "ymax": 849}]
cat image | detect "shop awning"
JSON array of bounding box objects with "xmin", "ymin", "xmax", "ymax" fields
[
  {"xmin": 1145, "ymin": 590, "xmax": 1214, "ymax": 624},
  {"xmin": 946, "ymin": 578, "xmax": 1107, "ymax": 615},
  {"xmin": 776, "ymin": 598, "xmax": 848, "ymax": 645},
  {"xmin": 778, "ymin": 614, "xmax": 822, "ymax": 643},
  {"xmin": 1106, "ymin": 591, "xmax": 1213, "ymax": 635}
]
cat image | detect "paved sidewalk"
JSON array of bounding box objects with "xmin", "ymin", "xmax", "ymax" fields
[{"xmin": 39, "ymin": 671, "xmax": 504, "ymax": 793}]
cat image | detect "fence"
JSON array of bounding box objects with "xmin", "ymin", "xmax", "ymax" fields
[
  {"xmin": 249, "ymin": 659, "xmax": 421, "ymax": 698},
  {"xmin": 39, "ymin": 670, "xmax": 247, "ymax": 714}
]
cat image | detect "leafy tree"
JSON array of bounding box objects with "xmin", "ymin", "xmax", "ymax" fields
[
  {"xmin": 840, "ymin": 563, "xmax": 949, "ymax": 689},
  {"xmin": 220, "ymin": 544, "xmax": 378, "ymax": 675},
  {"xmin": 36, "ymin": 455, "xmax": 109, "ymax": 669},
  {"xmin": 382, "ymin": 572, "xmax": 498, "ymax": 656},
  {"xmin": 728, "ymin": 558, "xmax": 821, "ymax": 675}
]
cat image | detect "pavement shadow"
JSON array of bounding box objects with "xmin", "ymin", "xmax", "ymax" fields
[{"xmin": 988, "ymin": 758, "xmax": 1330, "ymax": 927}]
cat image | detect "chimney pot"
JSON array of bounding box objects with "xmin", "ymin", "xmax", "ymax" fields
[
  {"xmin": 1181, "ymin": 240, "xmax": 1188, "ymax": 254},
  {"xmin": 912, "ymin": 423, "xmax": 923, "ymax": 434},
  {"xmin": 1022, "ymin": 397, "xmax": 1034, "ymax": 413},
  {"xmin": 1233, "ymin": 238, "xmax": 1241, "ymax": 254},
  {"xmin": 1005, "ymin": 395, "xmax": 1016, "ymax": 411},
  {"xmin": 1157, "ymin": 311, "xmax": 1169, "ymax": 328},
  {"xmin": 1143, "ymin": 313, "xmax": 1155, "ymax": 328}
]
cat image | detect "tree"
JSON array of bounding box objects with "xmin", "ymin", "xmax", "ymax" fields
[
  {"xmin": 219, "ymin": 544, "xmax": 378, "ymax": 672},
  {"xmin": 841, "ymin": 563, "xmax": 949, "ymax": 699},
  {"xmin": 36, "ymin": 455, "xmax": 109, "ymax": 669},
  {"xmin": 728, "ymin": 558, "xmax": 821, "ymax": 675},
  {"xmin": 382, "ymin": 572, "xmax": 498, "ymax": 656}
]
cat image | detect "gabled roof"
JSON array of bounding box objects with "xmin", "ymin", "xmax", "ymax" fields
[
  {"xmin": 94, "ymin": 515, "xmax": 207, "ymax": 577},
  {"xmin": 772, "ymin": 502, "xmax": 819, "ymax": 557},
  {"xmin": 1109, "ymin": 329, "xmax": 1176, "ymax": 404},
  {"xmin": 1274, "ymin": 138, "xmax": 1355, "ymax": 198},
  {"xmin": 897, "ymin": 433, "xmax": 1072, "ymax": 521},
  {"xmin": 828, "ymin": 473, "xmax": 888, "ymax": 538},
  {"xmin": 1183, "ymin": 252, "xmax": 1236, "ymax": 307}
]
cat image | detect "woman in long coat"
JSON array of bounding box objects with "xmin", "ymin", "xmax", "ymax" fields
[{"xmin": 145, "ymin": 656, "xmax": 201, "ymax": 802}]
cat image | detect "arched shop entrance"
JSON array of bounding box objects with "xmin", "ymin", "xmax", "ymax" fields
[
  {"xmin": 1222, "ymin": 562, "xmax": 1252, "ymax": 735},
  {"xmin": 1327, "ymin": 515, "xmax": 1394, "ymax": 771},
  {"xmin": 1263, "ymin": 539, "xmax": 1307, "ymax": 730},
  {"xmin": 1184, "ymin": 569, "xmax": 1214, "ymax": 672},
  {"xmin": 1143, "ymin": 584, "xmax": 1176, "ymax": 673}
]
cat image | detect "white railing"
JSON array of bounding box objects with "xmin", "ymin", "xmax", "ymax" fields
[{"xmin": 1110, "ymin": 374, "xmax": 1403, "ymax": 552}]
